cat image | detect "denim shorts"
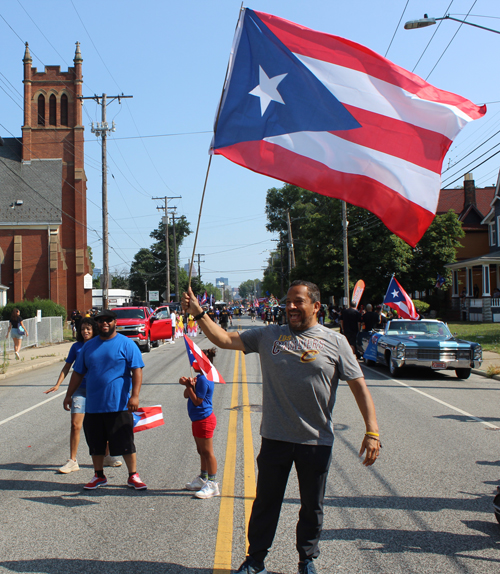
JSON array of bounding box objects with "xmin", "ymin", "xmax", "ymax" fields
[{"xmin": 71, "ymin": 389, "xmax": 86, "ymax": 414}]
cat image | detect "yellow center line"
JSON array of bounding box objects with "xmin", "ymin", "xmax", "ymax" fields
[
  {"xmin": 240, "ymin": 351, "xmax": 256, "ymax": 548},
  {"xmin": 213, "ymin": 351, "xmax": 240, "ymax": 573}
]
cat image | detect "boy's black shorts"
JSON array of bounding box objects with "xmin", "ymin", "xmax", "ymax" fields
[{"xmin": 83, "ymin": 411, "xmax": 136, "ymax": 456}]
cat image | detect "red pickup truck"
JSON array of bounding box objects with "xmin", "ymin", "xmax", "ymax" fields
[{"xmin": 112, "ymin": 306, "xmax": 172, "ymax": 352}]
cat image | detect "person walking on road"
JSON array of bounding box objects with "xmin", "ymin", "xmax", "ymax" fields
[
  {"xmin": 6, "ymin": 308, "xmax": 28, "ymax": 360},
  {"xmin": 182, "ymin": 280, "xmax": 380, "ymax": 574},
  {"xmin": 340, "ymin": 301, "xmax": 362, "ymax": 354},
  {"xmin": 45, "ymin": 317, "xmax": 122, "ymax": 474},
  {"xmin": 63, "ymin": 309, "xmax": 147, "ymax": 490},
  {"xmin": 219, "ymin": 305, "xmax": 230, "ymax": 331}
]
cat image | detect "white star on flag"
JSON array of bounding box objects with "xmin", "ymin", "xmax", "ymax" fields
[
  {"xmin": 391, "ymin": 289, "xmax": 399, "ymax": 298},
  {"xmin": 249, "ymin": 66, "xmax": 287, "ymax": 116}
]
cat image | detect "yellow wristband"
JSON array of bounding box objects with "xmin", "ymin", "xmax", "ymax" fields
[{"xmin": 365, "ymin": 432, "xmax": 380, "ymax": 437}]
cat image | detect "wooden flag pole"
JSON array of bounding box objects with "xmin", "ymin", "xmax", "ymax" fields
[{"xmin": 188, "ymin": 4, "xmax": 245, "ymax": 288}]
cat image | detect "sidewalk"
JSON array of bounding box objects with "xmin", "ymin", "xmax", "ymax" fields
[
  {"xmin": 1, "ymin": 338, "xmax": 499, "ymax": 382},
  {"xmin": 0, "ymin": 340, "xmax": 73, "ymax": 381}
]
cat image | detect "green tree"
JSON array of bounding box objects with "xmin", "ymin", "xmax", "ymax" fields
[
  {"xmin": 129, "ymin": 217, "xmax": 192, "ymax": 302},
  {"xmin": 265, "ymin": 184, "xmax": 464, "ymax": 305},
  {"xmin": 238, "ymin": 279, "xmax": 261, "ymax": 300},
  {"xmin": 111, "ymin": 271, "xmax": 130, "ymax": 289}
]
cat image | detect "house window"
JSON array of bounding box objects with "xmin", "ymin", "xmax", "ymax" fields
[
  {"xmin": 453, "ymin": 270, "xmax": 459, "ymax": 296},
  {"xmin": 60, "ymin": 94, "xmax": 68, "ymax": 126},
  {"xmin": 497, "ymin": 216, "xmax": 500, "ymax": 247},
  {"xmin": 37, "ymin": 94, "xmax": 45, "ymax": 126},
  {"xmin": 490, "ymin": 223, "xmax": 496, "ymax": 246},
  {"xmin": 483, "ymin": 265, "xmax": 491, "ymax": 295},
  {"xmin": 49, "ymin": 94, "xmax": 56, "ymax": 126}
]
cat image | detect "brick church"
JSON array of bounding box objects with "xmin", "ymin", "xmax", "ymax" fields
[{"xmin": 0, "ymin": 42, "xmax": 92, "ymax": 313}]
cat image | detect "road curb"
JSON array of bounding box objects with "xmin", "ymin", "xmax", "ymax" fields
[
  {"xmin": 0, "ymin": 357, "xmax": 64, "ymax": 381},
  {"xmin": 471, "ymin": 368, "xmax": 500, "ymax": 381}
]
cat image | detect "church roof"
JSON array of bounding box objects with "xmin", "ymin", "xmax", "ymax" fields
[{"xmin": 0, "ymin": 138, "xmax": 62, "ymax": 225}]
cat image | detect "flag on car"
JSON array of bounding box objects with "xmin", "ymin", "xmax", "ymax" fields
[
  {"xmin": 211, "ymin": 9, "xmax": 486, "ymax": 247},
  {"xmin": 435, "ymin": 273, "xmax": 446, "ymax": 288},
  {"xmin": 184, "ymin": 335, "xmax": 226, "ymax": 383},
  {"xmin": 132, "ymin": 405, "xmax": 164, "ymax": 433},
  {"xmin": 383, "ymin": 276, "xmax": 419, "ymax": 320}
]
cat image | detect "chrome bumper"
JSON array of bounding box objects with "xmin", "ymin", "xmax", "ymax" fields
[{"xmin": 394, "ymin": 358, "xmax": 482, "ymax": 370}]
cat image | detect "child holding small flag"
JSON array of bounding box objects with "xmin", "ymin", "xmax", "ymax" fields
[{"xmin": 179, "ymin": 348, "xmax": 219, "ymax": 499}]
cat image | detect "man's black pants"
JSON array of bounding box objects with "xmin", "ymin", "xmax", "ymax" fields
[{"xmin": 248, "ymin": 438, "xmax": 333, "ymax": 563}]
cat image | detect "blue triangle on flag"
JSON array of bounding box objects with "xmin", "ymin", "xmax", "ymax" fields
[{"xmin": 214, "ymin": 9, "xmax": 361, "ymax": 149}]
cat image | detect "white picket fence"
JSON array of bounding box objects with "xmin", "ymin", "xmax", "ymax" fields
[{"xmin": 0, "ymin": 316, "xmax": 63, "ymax": 351}]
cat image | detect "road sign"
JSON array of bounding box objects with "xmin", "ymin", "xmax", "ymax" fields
[{"xmin": 149, "ymin": 290, "xmax": 160, "ymax": 302}]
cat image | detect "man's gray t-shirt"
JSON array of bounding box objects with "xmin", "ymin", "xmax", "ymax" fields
[{"xmin": 240, "ymin": 324, "xmax": 363, "ymax": 446}]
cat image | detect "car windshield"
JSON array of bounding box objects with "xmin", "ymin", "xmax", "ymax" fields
[
  {"xmin": 113, "ymin": 309, "xmax": 145, "ymax": 319},
  {"xmin": 386, "ymin": 321, "xmax": 451, "ymax": 338}
]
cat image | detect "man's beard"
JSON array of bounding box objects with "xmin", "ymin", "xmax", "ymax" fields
[{"xmin": 99, "ymin": 324, "xmax": 116, "ymax": 338}]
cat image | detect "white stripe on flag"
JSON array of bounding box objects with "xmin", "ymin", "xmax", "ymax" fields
[
  {"xmin": 135, "ymin": 413, "xmax": 164, "ymax": 427},
  {"xmin": 265, "ymin": 131, "xmax": 441, "ymax": 212},
  {"xmin": 295, "ymin": 55, "xmax": 473, "ymax": 136}
]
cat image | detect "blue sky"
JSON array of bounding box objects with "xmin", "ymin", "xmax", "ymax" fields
[{"xmin": 2, "ymin": 1, "xmax": 500, "ymax": 291}]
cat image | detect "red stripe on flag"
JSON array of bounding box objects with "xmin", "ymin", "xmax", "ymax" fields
[
  {"xmin": 215, "ymin": 141, "xmax": 434, "ymax": 247},
  {"xmin": 255, "ymin": 10, "xmax": 486, "ymax": 119},
  {"xmin": 333, "ymin": 105, "xmax": 451, "ymax": 174}
]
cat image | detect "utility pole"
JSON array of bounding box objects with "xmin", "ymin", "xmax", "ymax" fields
[
  {"xmin": 342, "ymin": 200, "xmax": 350, "ymax": 306},
  {"xmin": 286, "ymin": 209, "xmax": 296, "ymax": 278},
  {"xmin": 152, "ymin": 195, "xmax": 181, "ymax": 303},
  {"xmin": 170, "ymin": 208, "xmax": 179, "ymax": 302},
  {"xmin": 195, "ymin": 253, "xmax": 205, "ymax": 282},
  {"xmin": 80, "ymin": 93, "xmax": 132, "ymax": 310}
]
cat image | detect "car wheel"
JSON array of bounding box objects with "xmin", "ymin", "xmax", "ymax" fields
[
  {"xmin": 143, "ymin": 336, "xmax": 151, "ymax": 353},
  {"xmin": 152, "ymin": 340, "xmax": 159, "ymax": 348},
  {"xmin": 365, "ymin": 359, "xmax": 375, "ymax": 367},
  {"xmin": 455, "ymin": 368, "xmax": 471, "ymax": 379}
]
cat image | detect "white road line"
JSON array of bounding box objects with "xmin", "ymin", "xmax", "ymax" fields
[
  {"xmin": 0, "ymin": 391, "xmax": 66, "ymax": 426},
  {"xmin": 364, "ymin": 366, "xmax": 500, "ymax": 430}
]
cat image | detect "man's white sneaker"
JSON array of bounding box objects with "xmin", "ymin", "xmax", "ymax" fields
[
  {"xmin": 194, "ymin": 480, "xmax": 220, "ymax": 499},
  {"xmin": 185, "ymin": 475, "xmax": 207, "ymax": 491},
  {"xmin": 103, "ymin": 455, "xmax": 122, "ymax": 467},
  {"xmin": 58, "ymin": 459, "xmax": 79, "ymax": 474}
]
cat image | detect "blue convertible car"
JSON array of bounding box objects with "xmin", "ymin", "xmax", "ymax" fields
[{"xmin": 356, "ymin": 319, "xmax": 482, "ymax": 379}]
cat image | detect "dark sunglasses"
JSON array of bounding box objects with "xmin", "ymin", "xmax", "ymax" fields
[{"xmin": 97, "ymin": 317, "xmax": 115, "ymax": 324}]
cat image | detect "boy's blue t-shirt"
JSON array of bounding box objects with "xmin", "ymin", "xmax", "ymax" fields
[
  {"xmin": 73, "ymin": 334, "xmax": 144, "ymax": 413},
  {"xmin": 187, "ymin": 374, "xmax": 214, "ymax": 422},
  {"xmin": 66, "ymin": 341, "xmax": 87, "ymax": 390}
]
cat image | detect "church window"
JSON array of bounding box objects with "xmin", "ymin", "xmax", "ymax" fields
[
  {"xmin": 49, "ymin": 94, "xmax": 56, "ymax": 125},
  {"xmin": 61, "ymin": 94, "xmax": 68, "ymax": 126},
  {"xmin": 37, "ymin": 94, "xmax": 45, "ymax": 125}
]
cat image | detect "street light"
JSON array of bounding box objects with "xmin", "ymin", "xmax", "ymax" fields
[{"xmin": 404, "ymin": 13, "xmax": 500, "ymax": 35}]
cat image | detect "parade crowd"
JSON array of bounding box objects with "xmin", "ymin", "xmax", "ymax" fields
[{"xmin": 48, "ymin": 281, "xmax": 380, "ymax": 574}]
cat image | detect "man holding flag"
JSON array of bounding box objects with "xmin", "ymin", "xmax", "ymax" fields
[{"xmin": 182, "ymin": 280, "xmax": 380, "ymax": 574}]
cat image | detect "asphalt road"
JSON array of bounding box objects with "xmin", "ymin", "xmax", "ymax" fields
[{"xmin": 0, "ymin": 316, "xmax": 499, "ymax": 574}]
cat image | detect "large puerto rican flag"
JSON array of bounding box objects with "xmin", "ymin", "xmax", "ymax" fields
[{"xmin": 212, "ymin": 9, "xmax": 486, "ymax": 247}]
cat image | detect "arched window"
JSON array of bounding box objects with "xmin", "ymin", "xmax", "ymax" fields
[
  {"xmin": 37, "ymin": 94, "xmax": 45, "ymax": 126},
  {"xmin": 49, "ymin": 94, "xmax": 56, "ymax": 126},
  {"xmin": 60, "ymin": 94, "xmax": 68, "ymax": 126}
]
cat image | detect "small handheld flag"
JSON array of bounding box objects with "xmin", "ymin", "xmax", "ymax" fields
[
  {"xmin": 184, "ymin": 335, "xmax": 226, "ymax": 384},
  {"xmin": 435, "ymin": 274, "xmax": 446, "ymax": 289},
  {"xmin": 132, "ymin": 405, "xmax": 164, "ymax": 433},
  {"xmin": 383, "ymin": 276, "xmax": 419, "ymax": 320}
]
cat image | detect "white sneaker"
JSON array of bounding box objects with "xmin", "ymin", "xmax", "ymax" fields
[
  {"xmin": 103, "ymin": 455, "xmax": 122, "ymax": 467},
  {"xmin": 58, "ymin": 459, "xmax": 79, "ymax": 474},
  {"xmin": 194, "ymin": 480, "xmax": 220, "ymax": 499},
  {"xmin": 185, "ymin": 475, "xmax": 207, "ymax": 491}
]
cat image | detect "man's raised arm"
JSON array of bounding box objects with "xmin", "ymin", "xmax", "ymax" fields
[{"xmin": 182, "ymin": 287, "xmax": 245, "ymax": 351}]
